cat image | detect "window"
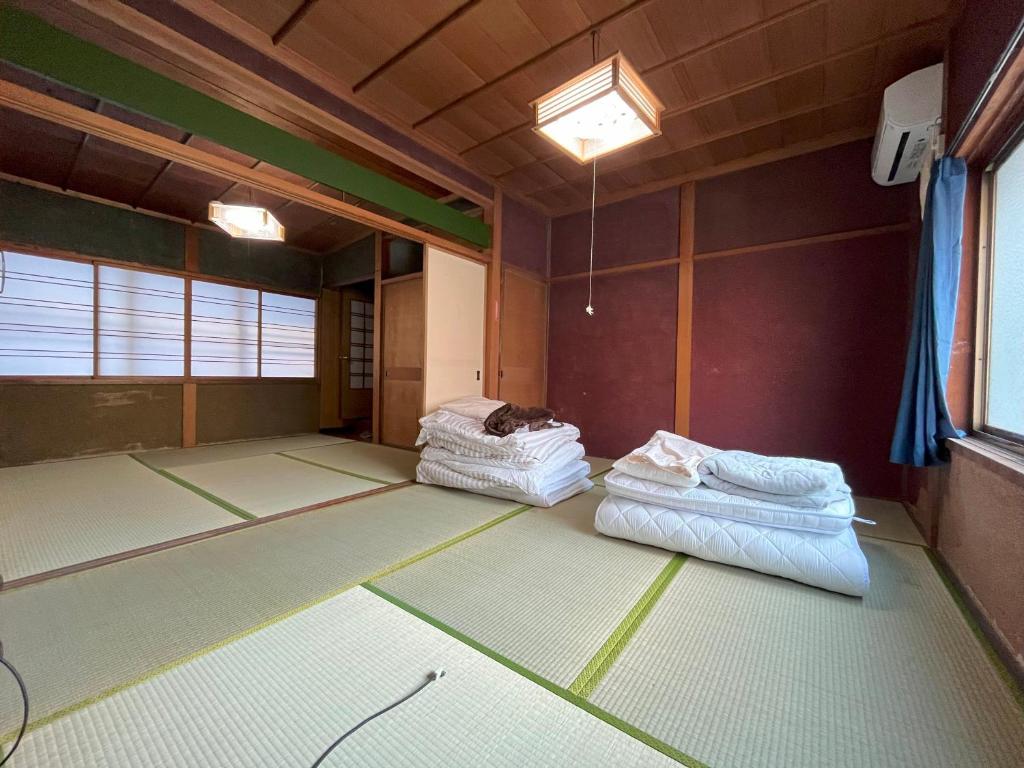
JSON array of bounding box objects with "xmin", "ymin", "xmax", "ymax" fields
[
  {"xmin": 0, "ymin": 249, "xmax": 316, "ymax": 380},
  {"xmin": 0, "ymin": 251, "xmax": 94, "ymax": 375},
  {"xmin": 980, "ymin": 133, "xmax": 1024, "ymax": 446},
  {"xmin": 348, "ymin": 300, "xmax": 374, "ymax": 390},
  {"xmin": 260, "ymin": 291, "xmax": 316, "ymax": 378},
  {"xmin": 98, "ymin": 265, "xmax": 185, "ymax": 376},
  {"xmin": 191, "ymin": 280, "xmax": 259, "ymax": 377}
]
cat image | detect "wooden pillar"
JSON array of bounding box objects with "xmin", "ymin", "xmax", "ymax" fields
[
  {"xmin": 674, "ymin": 183, "xmax": 695, "ymax": 436},
  {"xmin": 182, "ymin": 226, "xmax": 199, "ymax": 447},
  {"xmin": 484, "ymin": 190, "xmax": 503, "ymax": 399},
  {"xmin": 372, "ymin": 231, "xmax": 383, "ymax": 443}
]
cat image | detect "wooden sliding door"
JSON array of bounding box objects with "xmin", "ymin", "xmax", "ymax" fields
[
  {"xmin": 380, "ymin": 276, "xmax": 423, "ymax": 447},
  {"xmin": 499, "ymin": 267, "xmax": 547, "ymax": 407}
]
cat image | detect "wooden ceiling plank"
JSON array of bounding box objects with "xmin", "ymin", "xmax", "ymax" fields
[
  {"xmin": 271, "ymin": 0, "xmax": 322, "ymax": 46},
  {"xmin": 352, "ymin": 0, "xmax": 484, "ymax": 93},
  {"xmin": 61, "ymin": 98, "xmax": 104, "ymax": 189},
  {"xmin": 133, "ymin": 133, "xmax": 194, "ymax": 208}
]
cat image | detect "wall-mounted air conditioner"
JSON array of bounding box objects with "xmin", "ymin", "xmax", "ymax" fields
[{"xmin": 870, "ymin": 63, "xmax": 943, "ymax": 186}]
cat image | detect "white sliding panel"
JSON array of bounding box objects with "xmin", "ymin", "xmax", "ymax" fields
[{"xmin": 423, "ymin": 246, "xmax": 486, "ymax": 413}]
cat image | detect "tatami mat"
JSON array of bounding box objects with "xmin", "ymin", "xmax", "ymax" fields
[
  {"xmin": 854, "ymin": 496, "xmax": 927, "ymax": 545},
  {"xmin": 586, "ymin": 456, "xmax": 615, "ymax": 481},
  {"xmin": 167, "ymin": 453, "xmax": 384, "ymax": 516},
  {"xmin": 589, "ymin": 540, "xmax": 1024, "ymax": 768},
  {"xmin": 6, "ymin": 588, "xmax": 677, "ymax": 767},
  {"xmin": 285, "ymin": 441, "xmax": 420, "ymax": 483},
  {"xmin": 0, "ymin": 485, "xmax": 523, "ymax": 735},
  {"xmin": 137, "ymin": 433, "xmax": 349, "ymax": 470},
  {"xmin": 375, "ymin": 488, "xmax": 675, "ymax": 687},
  {"xmin": 0, "ymin": 455, "xmax": 240, "ymax": 582}
]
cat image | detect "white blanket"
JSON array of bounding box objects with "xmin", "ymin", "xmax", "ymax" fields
[
  {"xmin": 699, "ymin": 472, "xmax": 851, "ymax": 509},
  {"xmin": 417, "ymin": 459, "xmax": 592, "ymax": 508},
  {"xmin": 604, "ymin": 470, "xmax": 855, "ymax": 533},
  {"xmin": 699, "ymin": 450, "xmax": 847, "ymax": 497},
  {"xmin": 612, "ymin": 430, "xmax": 721, "ymax": 488},
  {"xmin": 595, "ymin": 494, "xmax": 869, "ymax": 597},
  {"xmin": 417, "ymin": 410, "xmax": 580, "ymax": 460},
  {"xmin": 437, "ymin": 396, "xmax": 505, "ymax": 421},
  {"xmin": 420, "ymin": 443, "xmax": 585, "ymax": 495}
]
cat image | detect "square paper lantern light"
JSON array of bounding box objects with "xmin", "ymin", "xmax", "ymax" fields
[
  {"xmin": 208, "ymin": 202, "xmax": 286, "ymax": 241},
  {"xmin": 531, "ymin": 53, "xmax": 664, "ymax": 164}
]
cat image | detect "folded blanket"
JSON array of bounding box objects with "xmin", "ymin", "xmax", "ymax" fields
[
  {"xmin": 438, "ymin": 395, "xmax": 505, "ymax": 421},
  {"xmin": 604, "ymin": 470, "xmax": 857, "ymax": 533},
  {"xmin": 699, "ymin": 473, "xmax": 851, "ymax": 509},
  {"xmin": 698, "ymin": 450, "xmax": 847, "ymax": 497},
  {"xmin": 417, "ymin": 410, "xmax": 580, "ymax": 459},
  {"xmin": 420, "ymin": 444, "xmax": 585, "ymax": 495},
  {"xmin": 417, "ymin": 459, "xmax": 592, "ymax": 507},
  {"xmin": 613, "ymin": 430, "xmax": 720, "ymax": 488}
]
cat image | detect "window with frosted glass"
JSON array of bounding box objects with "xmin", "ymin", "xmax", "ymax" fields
[
  {"xmin": 191, "ymin": 280, "xmax": 258, "ymax": 377},
  {"xmin": 97, "ymin": 266, "xmax": 185, "ymax": 376},
  {"xmin": 987, "ymin": 137, "xmax": 1024, "ymax": 441},
  {"xmin": 260, "ymin": 292, "xmax": 315, "ymax": 378},
  {"xmin": 0, "ymin": 251, "xmax": 94, "ymax": 375}
]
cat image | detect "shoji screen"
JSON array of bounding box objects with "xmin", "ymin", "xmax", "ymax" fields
[{"xmin": 422, "ymin": 246, "xmax": 486, "ymax": 413}]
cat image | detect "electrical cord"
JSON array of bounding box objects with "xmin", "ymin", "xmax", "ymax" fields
[
  {"xmin": 310, "ymin": 669, "xmax": 444, "ymax": 768},
  {"xmin": 0, "ymin": 642, "xmax": 28, "ymax": 767}
]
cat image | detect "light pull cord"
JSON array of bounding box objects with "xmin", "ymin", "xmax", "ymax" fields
[{"xmin": 586, "ymin": 158, "xmax": 597, "ymax": 316}]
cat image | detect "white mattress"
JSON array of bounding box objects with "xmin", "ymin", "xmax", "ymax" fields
[
  {"xmin": 416, "ymin": 410, "xmax": 580, "ymax": 461},
  {"xmin": 604, "ymin": 470, "xmax": 855, "ymax": 533},
  {"xmin": 417, "ymin": 459, "xmax": 593, "ymax": 508},
  {"xmin": 420, "ymin": 443, "xmax": 584, "ymax": 494},
  {"xmin": 595, "ymin": 494, "xmax": 869, "ymax": 597}
]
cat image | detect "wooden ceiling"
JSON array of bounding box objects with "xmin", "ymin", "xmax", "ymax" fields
[{"xmin": 198, "ymin": 0, "xmax": 951, "ymax": 214}]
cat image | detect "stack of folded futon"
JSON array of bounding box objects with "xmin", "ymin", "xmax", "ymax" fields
[
  {"xmin": 416, "ymin": 396, "xmax": 592, "ymax": 507},
  {"xmin": 595, "ymin": 431, "xmax": 871, "ymax": 596}
]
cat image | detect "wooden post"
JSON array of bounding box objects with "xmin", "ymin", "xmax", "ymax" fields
[
  {"xmin": 484, "ymin": 190, "xmax": 503, "ymax": 399},
  {"xmin": 674, "ymin": 183, "xmax": 695, "ymax": 436},
  {"xmin": 372, "ymin": 232, "xmax": 383, "ymax": 443}
]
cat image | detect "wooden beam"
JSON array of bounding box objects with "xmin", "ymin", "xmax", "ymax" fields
[
  {"xmin": 694, "ymin": 222, "xmax": 913, "ymax": 261},
  {"xmin": 182, "ymin": 382, "xmax": 197, "ymax": 448},
  {"xmin": 353, "ymin": 0, "xmax": 484, "ymax": 93},
  {"xmin": 0, "ymin": 81, "xmax": 490, "ymax": 260},
  {"xmin": 674, "ymin": 183, "xmax": 695, "ymax": 437},
  {"xmin": 484, "ymin": 191, "xmax": 502, "ymax": 398},
  {"xmin": 549, "ymin": 257, "xmax": 681, "ymax": 282},
  {"xmin": 372, "ymin": 231, "xmax": 383, "ymax": 444},
  {"xmin": 411, "ymin": 0, "xmax": 657, "ymax": 128},
  {"xmin": 133, "ymin": 134, "xmax": 194, "ymax": 208},
  {"xmin": 271, "ymin": 0, "xmax": 322, "ymax": 46}
]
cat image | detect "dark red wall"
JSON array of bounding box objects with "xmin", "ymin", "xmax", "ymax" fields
[
  {"xmin": 547, "ymin": 188, "xmax": 680, "ymax": 459},
  {"xmin": 691, "ymin": 141, "xmax": 918, "ymax": 498},
  {"xmin": 501, "ymin": 194, "xmax": 548, "ymax": 277}
]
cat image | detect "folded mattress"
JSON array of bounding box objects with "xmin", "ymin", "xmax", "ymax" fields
[
  {"xmin": 417, "ymin": 410, "xmax": 580, "ymax": 461},
  {"xmin": 420, "ymin": 442, "xmax": 585, "ymax": 494},
  {"xmin": 604, "ymin": 470, "xmax": 855, "ymax": 533},
  {"xmin": 417, "ymin": 459, "xmax": 593, "ymax": 508},
  {"xmin": 595, "ymin": 494, "xmax": 869, "ymax": 597}
]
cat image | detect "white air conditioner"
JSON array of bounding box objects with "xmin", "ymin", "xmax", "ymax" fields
[{"xmin": 870, "ymin": 63, "xmax": 943, "ymax": 186}]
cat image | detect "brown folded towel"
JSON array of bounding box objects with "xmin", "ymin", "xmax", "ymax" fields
[{"xmin": 484, "ymin": 403, "xmax": 563, "ymax": 437}]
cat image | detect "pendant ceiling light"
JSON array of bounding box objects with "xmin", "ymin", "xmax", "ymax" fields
[
  {"xmin": 531, "ymin": 52, "xmax": 663, "ymax": 164},
  {"xmin": 208, "ymin": 202, "xmax": 285, "ymax": 241}
]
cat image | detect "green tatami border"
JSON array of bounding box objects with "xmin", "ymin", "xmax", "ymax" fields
[
  {"xmin": 569, "ymin": 554, "xmax": 687, "ymax": 699},
  {"xmin": 925, "ymin": 549, "xmax": 1024, "ymax": 712},
  {"xmin": 362, "ymin": 582, "xmax": 709, "ymax": 768},
  {"xmin": 277, "ymin": 451, "xmax": 394, "ymax": 486},
  {"xmin": 0, "ymin": 501, "xmax": 532, "ymax": 745},
  {"xmin": 130, "ymin": 455, "xmax": 255, "ymax": 521}
]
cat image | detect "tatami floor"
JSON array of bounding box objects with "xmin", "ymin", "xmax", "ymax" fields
[{"xmin": 0, "ymin": 436, "xmax": 1021, "ymax": 767}]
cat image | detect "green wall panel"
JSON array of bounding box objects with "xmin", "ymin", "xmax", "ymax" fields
[{"xmin": 198, "ymin": 229, "xmax": 320, "ymax": 294}]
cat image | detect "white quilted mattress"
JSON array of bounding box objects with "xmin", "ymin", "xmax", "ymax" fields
[
  {"xmin": 595, "ymin": 494, "xmax": 870, "ymax": 596},
  {"xmin": 604, "ymin": 470, "xmax": 855, "ymax": 533}
]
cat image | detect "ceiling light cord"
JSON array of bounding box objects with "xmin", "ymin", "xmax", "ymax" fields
[{"xmin": 586, "ymin": 158, "xmax": 597, "ymax": 317}]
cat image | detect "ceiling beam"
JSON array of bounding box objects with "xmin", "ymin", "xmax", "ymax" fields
[
  {"xmin": 271, "ymin": 0, "xmax": 322, "ymax": 46},
  {"xmin": 461, "ymin": 14, "xmax": 947, "ymax": 157},
  {"xmin": 62, "ymin": 98, "xmax": 103, "ymax": 190},
  {"xmin": 0, "ymin": 78, "xmax": 487, "ymax": 259},
  {"xmin": 133, "ymin": 133, "xmax": 194, "ymax": 208},
  {"xmin": 0, "ymin": 6, "xmax": 491, "ymax": 247},
  {"xmin": 410, "ymin": 0, "xmax": 658, "ymax": 129},
  {"xmin": 352, "ymin": 0, "xmax": 484, "ymax": 93}
]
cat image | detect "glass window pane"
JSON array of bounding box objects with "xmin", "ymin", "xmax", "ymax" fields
[
  {"xmin": 192, "ymin": 281, "xmax": 258, "ymax": 377},
  {"xmin": 98, "ymin": 266, "xmax": 184, "ymax": 376},
  {"xmin": 0, "ymin": 251, "xmax": 94, "ymax": 375},
  {"xmin": 261, "ymin": 292, "xmax": 315, "ymax": 378},
  {"xmin": 988, "ymin": 140, "xmax": 1024, "ymax": 438}
]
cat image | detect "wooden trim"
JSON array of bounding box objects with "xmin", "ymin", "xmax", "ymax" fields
[
  {"xmin": 973, "ymin": 170, "xmax": 995, "ymax": 429},
  {"xmin": 181, "ymin": 381, "xmax": 197, "ymax": 448},
  {"xmin": 550, "ymin": 257, "xmax": 680, "ymax": 283},
  {"xmin": 271, "ymin": 0, "xmax": 321, "ymax": 46},
  {"xmin": 352, "ymin": 0, "xmax": 484, "ymax": 93},
  {"xmin": 0, "ymin": 479, "xmax": 413, "ymax": 592},
  {"xmin": 674, "ymin": 183, "xmax": 695, "ymax": 437},
  {"xmin": 485, "ymin": 190, "xmax": 503, "ymax": 398},
  {"xmin": 183, "ymin": 278, "xmax": 192, "ymax": 378},
  {"xmin": 694, "ymin": 222, "xmax": 913, "ymax": 261},
  {"xmin": 184, "ymin": 226, "xmax": 200, "ymax": 273},
  {"xmin": 91, "ymin": 262, "xmax": 100, "ymax": 376},
  {"xmin": 502, "ymin": 262, "xmax": 549, "ymax": 284},
  {"xmin": 379, "ymin": 271, "xmax": 424, "ymax": 285},
  {"xmin": 372, "ymin": 232, "xmax": 383, "ymax": 444},
  {"xmin": 0, "ymin": 80, "xmax": 488, "ymax": 261}
]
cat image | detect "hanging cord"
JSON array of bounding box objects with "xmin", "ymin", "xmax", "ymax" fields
[
  {"xmin": 586, "ymin": 158, "xmax": 597, "ymax": 316},
  {"xmin": 310, "ymin": 670, "xmax": 444, "ymax": 767},
  {"xmin": 0, "ymin": 643, "xmax": 29, "ymax": 767}
]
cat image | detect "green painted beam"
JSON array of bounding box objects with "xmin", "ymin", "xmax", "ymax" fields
[{"xmin": 0, "ymin": 7, "xmax": 491, "ymax": 248}]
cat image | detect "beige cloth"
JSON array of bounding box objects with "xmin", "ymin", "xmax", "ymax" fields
[
  {"xmin": 613, "ymin": 430, "xmax": 721, "ymax": 488},
  {"xmin": 439, "ymin": 396, "xmax": 506, "ymax": 421}
]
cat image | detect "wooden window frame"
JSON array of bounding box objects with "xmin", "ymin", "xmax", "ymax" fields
[{"xmin": 0, "ymin": 241, "xmax": 318, "ymax": 384}]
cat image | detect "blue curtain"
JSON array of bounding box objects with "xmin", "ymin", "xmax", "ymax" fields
[{"xmin": 890, "ymin": 157, "xmax": 968, "ymax": 466}]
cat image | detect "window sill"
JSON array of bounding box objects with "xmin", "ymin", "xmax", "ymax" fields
[{"xmin": 948, "ymin": 436, "xmax": 1024, "ymax": 490}]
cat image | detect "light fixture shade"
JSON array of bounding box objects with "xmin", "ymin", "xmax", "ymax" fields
[
  {"xmin": 208, "ymin": 202, "xmax": 285, "ymax": 241},
  {"xmin": 531, "ymin": 53, "xmax": 663, "ymax": 163}
]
